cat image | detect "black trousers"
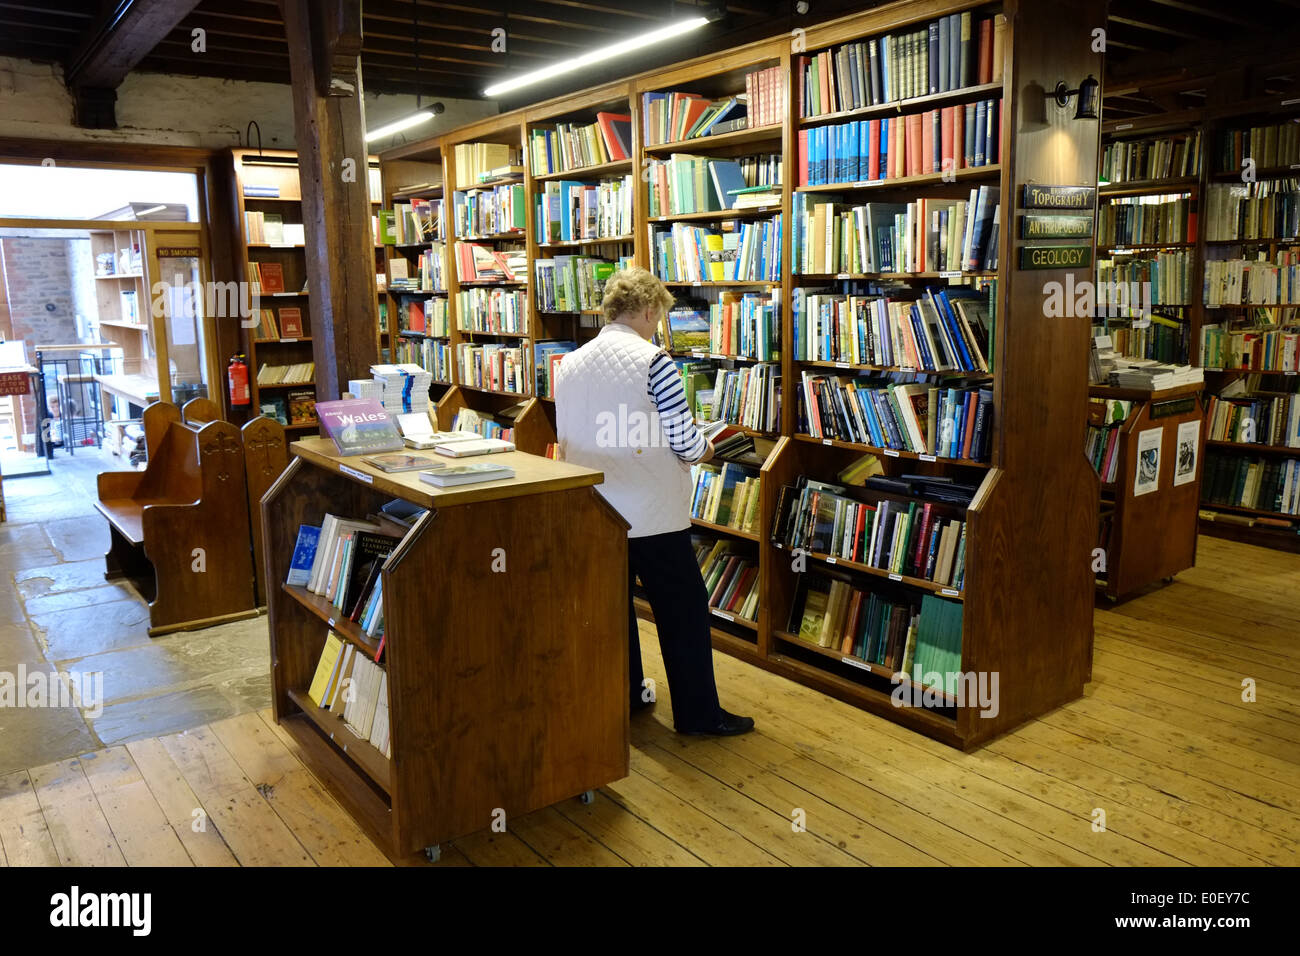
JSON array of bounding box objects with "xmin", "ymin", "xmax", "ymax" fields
[{"xmin": 627, "ymin": 528, "xmax": 722, "ymax": 731}]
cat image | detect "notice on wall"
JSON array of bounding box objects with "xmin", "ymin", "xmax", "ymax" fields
[
  {"xmin": 1173, "ymin": 419, "xmax": 1199, "ymax": 487},
  {"xmin": 1134, "ymin": 426, "xmax": 1162, "ymax": 497}
]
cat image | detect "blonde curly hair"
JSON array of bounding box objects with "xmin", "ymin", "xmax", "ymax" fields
[{"xmin": 601, "ymin": 265, "xmax": 674, "ymax": 324}]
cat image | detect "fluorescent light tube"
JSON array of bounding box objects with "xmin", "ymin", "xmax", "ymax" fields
[
  {"xmin": 483, "ymin": 17, "xmax": 709, "ymax": 97},
  {"xmin": 366, "ymin": 110, "xmax": 435, "ymax": 143}
]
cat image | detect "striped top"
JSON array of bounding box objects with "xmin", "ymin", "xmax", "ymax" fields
[{"xmin": 647, "ymin": 351, "xmax": 708, "ymax": 463}]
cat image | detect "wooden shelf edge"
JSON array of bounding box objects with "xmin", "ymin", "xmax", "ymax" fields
[{"xmin": 284, "ymin": 687, "xmax": 393, "ymax": 793}]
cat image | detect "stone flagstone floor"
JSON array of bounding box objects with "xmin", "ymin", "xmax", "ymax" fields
[{"xmin": 0, "ymin": 447, "xmax": 271, "ymax": 775}]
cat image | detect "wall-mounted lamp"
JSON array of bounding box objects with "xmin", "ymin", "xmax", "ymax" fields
[{"xmin": 1050, "ymin": 74, "xmax": 1100, "ymax": 120}]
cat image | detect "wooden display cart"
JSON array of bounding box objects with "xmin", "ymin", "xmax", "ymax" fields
[
  {"xmin": 1089, "ymin": 383, "xmax": 1206, "ymax": 601},
  {"xmin": 262, "ymin": 437, "xmax": 628, "ymax": 862}
]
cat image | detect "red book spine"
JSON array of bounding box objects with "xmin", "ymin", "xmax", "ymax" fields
[
  {"xmin": 961, "ymin": 391, "xmax": 979, "ymax": 459},
  {"xmin": 798, "ymin": 128, "xmax": 810, "ymax": 187},
  {"xmin": 794, "ymin": 55, "xmax": 807, "ymax": 118},
  {"xmin": 906, "ymin": 113, "xmax": 922, "ymax": 177},
  {"xmin": 953, "ymin": 104, "xmax": 965, "ymax": 170},
  {"xmin": 978, "ymin": 18, "xmax": 992, "ymax": 85},
  {"xmin": 941, "ymin": 106, "xmax": 955, "ymax": 173},
  {"xmin": 922, "ymin": 110, "xmax": 935, "ymax": 175},
  {"xmin": 912, "ymin": 502, "xmax": 933, "ymax": 575},
  {"xmin": 867, "ymin": 119, "xmax": 881, "ymax": 180},
  {"xmin": 853, "ymin": 502, "xmax": 867, "ymax": 562}
]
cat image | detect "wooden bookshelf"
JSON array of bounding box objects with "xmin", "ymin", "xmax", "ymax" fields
[
  {"xmin": 377, "ymin": 0, "xmax": 1104, "ymax": 749},
  {"xmin": 1087, "ymin": 384, "xmax": 1206, "ymax": 601},
  {"xmin": 229, "ymin": 148, "xmax": 384, "ymax": 426},
  {"xmin": 263, "ymin": 438, "xmax": 629, "ymax": 861}
]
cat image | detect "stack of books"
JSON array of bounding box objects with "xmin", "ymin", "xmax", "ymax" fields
[
  {"xmin": 1107, "ymin": 359, "xmax": 1204, "ymax": 390},
  {"xmin": 690, "ymin": 461, "xmax": 762, "ymax": 533},
  {"xmin": 694, "ymin": 537, "xmax": 760, "ymax": 622},
  {"xmin": 370, "ymin": 363, "xmax": 433, "ymax": 414},
  {"xmin": 256, "ymin": 362, "xmax": 314, "ymax": 385}
]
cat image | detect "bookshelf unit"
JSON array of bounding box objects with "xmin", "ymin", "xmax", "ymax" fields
[
  {"xmin": 89, "ymin": 226, "xmax": 156, "ymax": 413},
  {"xmin": 1098, "ymin": 80, "xmax": 1300, "ymax": 550},
  {"xmin": 380, "ymin": 0, "xmax": 1104, "ymax": 748},
  {"xmin": 1087, "ymin": 383, "xmax": 1206, "ymax": 600},
  {"xmin": 263, "ymin": 438, "xmax": 629, "ymax": 861},
  {"xmin": 229, "ymin": 148, "xmax": 385, "ymax": 431}
]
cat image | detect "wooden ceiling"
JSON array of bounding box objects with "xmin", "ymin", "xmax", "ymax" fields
[{"xmin": 1, "ymin": 0, "xmax": 1298, "ymax": 116}]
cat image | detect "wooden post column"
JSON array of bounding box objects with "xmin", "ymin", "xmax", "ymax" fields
[{"xmin": 280, "ymin": 0, "xmax": 377, "ymax": 401}]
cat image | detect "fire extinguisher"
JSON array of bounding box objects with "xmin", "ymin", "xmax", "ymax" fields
[{"xmin": 228, "ymin": 353, "xmax": 251, "ymax": 407}]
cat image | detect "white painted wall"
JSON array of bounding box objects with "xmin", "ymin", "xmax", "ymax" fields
[{"xmin": 0, "ymin": 56, "xmax": 496, "ymax": 150}]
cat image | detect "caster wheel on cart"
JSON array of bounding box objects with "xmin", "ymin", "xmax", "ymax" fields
[
  {"xmin": 579, "ymin": 790, "xmax": 595, "ymax": 805},
  {"xmin": 424, "ymin": 844, "xmax": 441, "ymax": 863}
]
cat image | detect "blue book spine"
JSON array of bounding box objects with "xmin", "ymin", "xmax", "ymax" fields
[
  {"xmin": 286, "ymin": 525, "xmax": 320, "ymax": 587},
  {"xmin": 974, "ymin": 100, "xmax": 988, "ymax": 167},
  {"xmin": 938, "ymin": 17, "xmax": 950, "ymax": 92},
  {"xmin": 928, "ymin": 22, "xmax": 939, "ymax": 95},
  {"xmin": 847, "ymin": 121, "xmax": 860, "ymax": 183},
  {"xmin": 879, "ymin": 117, "xmax": 889, "ymax": 181}
]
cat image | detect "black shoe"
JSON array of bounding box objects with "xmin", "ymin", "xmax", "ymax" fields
[{"xmin": 678, "ymin": 709, "xmax": 755, "ymax": 736}]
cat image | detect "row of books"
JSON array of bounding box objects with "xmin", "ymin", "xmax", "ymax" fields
[
  {"xmin": 247, "ymin": 261, "xmax": 292, "ymax": 295},
  {"xmin": 771, "ymin": 475, "xmax": 967, "ymax": 589},
  {"xmin": 383, "ymin": 198, "xmax": 442, "ymax": 245},
  {"xmin": 694, "ymin": 538, "xmax": 760, "ymax": 623},
  {"xmin": 534, "ymin": 255, "xmax": 625, "ymax": 313},
  {"xmin": 650, "ymin": 217, "xmax": 782, "ymax": 283},
  {"xmin": 1203, "ymin": 451, "xmax": 1300, "ymax": 517},
  {"xmin": 640, "ymin": 92, "xmax": 749, "ymax": 147},
  {"xmin": 792, "ymin": 288, "xmax": 992, "ymax": 373},
  {"xmin": 456, "ymin": 287, "xmax": 527, "ymax": 334},
  {"xmin": 793, "ymin": 186, "xmax": 999, "ymax": 274},
  {"xmin": 710, "ymin": 363, "xmax": 782, "ymax": 433},
  {"xmin": 451, "ymin": 406, "xmax": 516, "ymax": 442},
  {"xmin": 646, "ymin": 154, "xmax": 771, "ymax": 217},
  {"xmin": 1201, "ymin": 324, "xmax": 1300, "ymax": 371},
  {"xmin": 455, "ymin": 242, "xmax": 525, "ymax": 283},
  {"xmin": 789, "ymin": 577, "xmax": 963, "ymax": 692},
  {"xmin": 1203, "ymin": 253, "xmax": 1300, "ymax": 306},
  {"xmin": 392, "ymin": 337, "xmax": 452, "ymax": 382},
  {"xmin": 452, "ymin": 142, "xmax": 522, "ymax": 189},
  {"xmin": 533, "ymin": 340, "xmax": 575, "ymax": 398},
  {"xmin": 1096, "ymin": 250, "xmax": 1194, "ymax": 309},
  {"xmin": 259, "ymin": 390, "xmax": 317, "ymax": 427},
  {"xmin": 1215, "ymin": 122, "xmax": 1300, "ymax": 174},
  {"xmin": 251, "ymin": 306, "xmax": 306, "ymax": 341},
  {"xmin": 398, "ymin": 296, "xmax": 450, "ymax": 337},
  {"xmin": 1085, "ymin": 417, "xmax": 1126, "ymax": 483},
  {"xmin": 1205, "ymin": 393, "xmax": 1300, "ymax": 447},
  {"xmin": 244, "ymin": 211, "xmax": 305, "ymax": 245},
  {"xmin": 1204, "ymin": 180, "xmax": 1300, "ymax": 241},
  {"xmin": 797, "ymin": 99, "xmax": 1001, "ymax": 187},
  {"xmin": 454, "ymin": 183, "xmax": 526, "ymax": 237},
  {"xmin": 528, "ymin": 113, "xmax": 632, "ymax": 175},
  {"xmin": 306, "ymin": 634, "xmax": 390, "ymax": 757},
  {"xmin": 798, "ymin": 372, "xmax": 994, "ymax": 461},
  {"xmin": 690, "ymin": 461, "xmax": 762, "ymax": 534},
  {"xmin": 291, "ymin": 516, "xmax": 397, "ymax": 631},
  {"xmin": 1100, "ymin": 322, "xmax": 1187, "ymax": 364},
  {"xmin": 387, "ymin": 245, "xmax": 445, "ymax": 292},
  {"xmin": 256, "ymin": 362, "xmax": 313, "ymax": 385},
  {"xmin": 796, "ymin": 11, "xmax": 1002, "ymax": 117},
  {"xmin": 535, "ymin": 177, "xmax": 634, "ymax": 244},
  {"xmin": 457, "ymin": 342, "xmax": 528, "ymax": 394},
  {"xmin": 1100, "ymin": 131, "xmax": 1202, "ymax": 184},
  {"xmin": 667, "ymin": 291, "xmax": 781, "ymax": 361},
  {"xmin": 1098, "ymin": 194, "xmax": 1197, "ymax": 247}
]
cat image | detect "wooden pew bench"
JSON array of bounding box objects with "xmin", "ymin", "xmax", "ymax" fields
[{"xmin": 96, "ymin": 401, "xmax": 260, "ymax": 635}]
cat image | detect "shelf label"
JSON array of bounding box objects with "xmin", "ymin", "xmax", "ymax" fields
[
  {"xmin": 339, "ymin": 464, "xmax": 374, "ymax": 484},
  {"xmin": 279, "ymin": 337, "xmax": 298, "ymax": 343},
  {"xmin": 888, "ymin": 572, "xmax": 903, "ymax": 581},
  {"xmin": 941, "ymin": 587, "xmax": 960, "ymax": 597},
  {"xmin": 711, "ymin": 609, "xmax": 735, "ymax": 622},
  {"xmin": 884, "ymin": 449, "xmax": 900, "ymax": 457},
  {"xmin": 855, "ymin": 180, "xmax": 885, "ymax": 188},
  {"xmin": 1282, "ymin": 98, "xmax": 1300, "ymax": 107},
  {"xmin": 1114, "ymin": 123, "xmax": 1134, "ymax": 131},
  {"xmin": 1020, "ymin": 184, "xmax": 1096, "ymax": 209},
  {"xmin": 919, "ymin": 454, "xmax": 937, "ymax": 462},
  {"xmin": 841, "ymin": 656, "xmax": 872, "ymax": 672},
  {"xmin": 826, "ymin": 556, "xmax": 837, "ymax": 564},
  {"xmin": 1020, "ymin": 214, "xmax": 1093, "ymax": 240},
  {"xmin": 823, "ymin": 438, "xmax": 833, "ymax": 445},
  {"xmin": 938, "ymin": 270, "xmax": 964, "ymax": 279},
  {"xmin": 835, "ymin": 361, "xmax": 851, "ymax": 368},
  {"xmin": 327, "ymin": 618, "xmax": 335, "ymax": 628},
  {"xmin": 836, "ymin": 273, "xmax": 852, "ymax": 279}
]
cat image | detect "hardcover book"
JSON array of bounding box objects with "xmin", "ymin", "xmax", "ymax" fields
[{"xmin": 315, "ymin": 398, "xmax": 405, "ymax": 456}]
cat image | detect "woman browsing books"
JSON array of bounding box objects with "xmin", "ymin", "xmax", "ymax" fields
[{"xmin": 554, "ymin": 266, "xmax": 754, "ymax": 737}]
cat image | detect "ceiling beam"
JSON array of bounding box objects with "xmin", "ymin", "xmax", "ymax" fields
[{"xmin": 64, "ymin": 0, "xmax": 204, "ymax": 89}]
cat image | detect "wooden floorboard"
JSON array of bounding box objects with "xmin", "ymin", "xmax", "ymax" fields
[{"xmin": 0, "ymin": 535, "xmax": 1294, "ymax": 867}]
